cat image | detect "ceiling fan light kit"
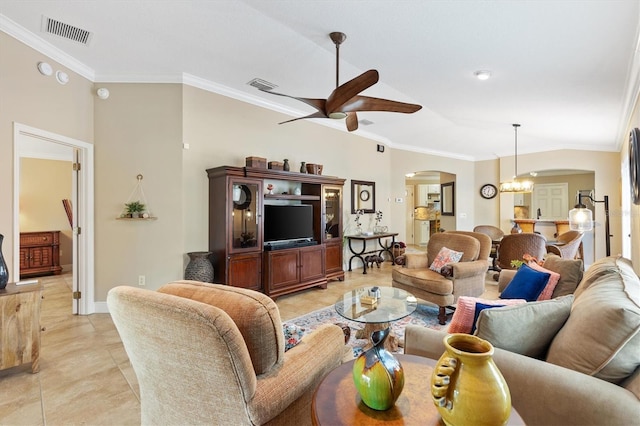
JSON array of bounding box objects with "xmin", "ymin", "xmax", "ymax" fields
[
  {"xmin": 474, "ymin": 70, "xmax": 492, "ymax": 80},
  {"xmin": 258, "ymin": 31, "xmax": 422, "ymax": 132}
]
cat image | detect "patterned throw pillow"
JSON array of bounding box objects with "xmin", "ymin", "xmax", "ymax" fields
[
  {"xmin": 282, "ymin": 323, "xmax": 305, "ymax": 351},
  {"xmin": 429, "ymin": 246, "xmax": 464, "ymax": 273}
]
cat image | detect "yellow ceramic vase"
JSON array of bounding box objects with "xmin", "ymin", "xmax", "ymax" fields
[{"xmin": 431, "ymin": 333, "xmax": 511, "ymax": 426}]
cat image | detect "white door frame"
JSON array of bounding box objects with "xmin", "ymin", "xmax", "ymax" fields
[{"xmin": 13, "ymin": 123, "xmax": 95, "ymax": 315}]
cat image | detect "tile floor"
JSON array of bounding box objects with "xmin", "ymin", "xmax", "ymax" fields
[{"xmin": 0, "ymin": 260, "xmax": 498, "ymax": 425}]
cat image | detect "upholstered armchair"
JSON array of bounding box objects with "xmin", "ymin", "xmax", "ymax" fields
[
  {"xmin": 546, "ymin": 230, "xmax": 584, "ymax": 259},
  {"xmin": 391, "ymin": 231, "xmax": 491, "ymax": 325},
  {"xmin": 107, "ymin": 281, "xmax": 345, "ymax": 426},
  {"xmin": 495, "ymin": 233, "xmax": 547, "ymax": 270}
]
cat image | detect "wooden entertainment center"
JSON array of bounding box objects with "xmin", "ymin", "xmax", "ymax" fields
[{"xmin": 207, "ymin": 166, "xmax": 345, "ymax": 298}]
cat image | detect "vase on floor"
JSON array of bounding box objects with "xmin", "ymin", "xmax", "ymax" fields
[
  {"xmin": 0, "ymin": 234, "xmax": 8, "ymax": 289},
  {"xmin": 352, "ymin": 327, "xmax": 404, "ymax": 410},
  {"xmin": 431, "ymin": 333, "xmax": 511, "ymax": 426},
  {"xmin": 184, "ymin": 251, "xmax": 214, "ymax": 283}
]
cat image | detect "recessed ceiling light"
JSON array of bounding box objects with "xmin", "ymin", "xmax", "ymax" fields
[{"xmin": 474, "ymin": 70, "xmax": 492, "ymax": 80}]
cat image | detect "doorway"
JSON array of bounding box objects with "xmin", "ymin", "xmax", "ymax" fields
[{"xmin": 13, "ymin": 123, "xmax": 94, "ymax": 314}]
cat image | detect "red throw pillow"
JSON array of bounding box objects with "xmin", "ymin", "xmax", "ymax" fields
[{"xmin": 528, "ymin": 261, "xmax": 561, "ymax": 300}]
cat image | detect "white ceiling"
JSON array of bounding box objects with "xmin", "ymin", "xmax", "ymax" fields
[{"xmin": 1, "ymin": 0, "xmax": 639, "ymax": 160}]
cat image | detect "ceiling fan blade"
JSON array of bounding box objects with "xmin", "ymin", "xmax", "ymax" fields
[
  {"xmin": 278, "ymin": 110, "xmax": 328, "ymax": 125},
  {"xmin": 326, "ymin": 69, "xmax": 379, "ymax": 114},
  {"xmin": 339, "ymin": 95, "xmax": 422, "ymax": 114},
  {"xmin": 346, "ymin": 112, "xmax": 359, "ymax": 132},
  {"xmin": 259, "ymin": 88, "xmax": 327, "ymax": 113}
]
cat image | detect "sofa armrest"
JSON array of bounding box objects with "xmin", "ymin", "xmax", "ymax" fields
[
  {"xmin": 498, "ymin": 269, "xmax": 517, "ymax": 293},
  {"xmin": 404, "ymin": 326, "xmax": 640, "ymax": 426},
  {"xmin": 451, "ymin": 260, "xmax": 489, "ymax": 279},
  {"xmin": 251, "ymin": 324, "xmax": 345, "ymax": 424}
]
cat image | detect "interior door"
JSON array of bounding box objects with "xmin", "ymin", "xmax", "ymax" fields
[{"xmin": 533, "ymin": 183, "xmax": 568, "ymax": 220}]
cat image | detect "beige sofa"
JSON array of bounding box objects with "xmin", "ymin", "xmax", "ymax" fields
[{"xmin": 404, "ymin": 256, "xmax": 640, "ymax": 426}]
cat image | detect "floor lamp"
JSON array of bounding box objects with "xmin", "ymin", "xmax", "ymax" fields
[{"xmin": 568, "ymin": 194, "xmax": 611, "ymax": 256}]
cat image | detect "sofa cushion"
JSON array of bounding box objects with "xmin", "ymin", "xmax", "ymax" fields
[
  {"xmin": 527, "ymin": 261, "xmax": 561, "ymax": 301},
  {"xmin": 429, "ymin": 246, "xmax": 464, "ymax": 273},
  {"xmin": 391, "ymin": 267, "xmax": 453, "ymax": 296},
  {"xmin": 448, "ymin": 296, "xmax": 526, "ymax": 334},
  {"xmin": 500, "ymin": 264, "xmax": 550, "ymax": 301},
  {"xmin": 475, "ymin": 295, "xmax": 574, "ymax": 359},
  {"xmin": 542, "ymin": 254, "xmax": 584, "ymax": 298},
  {"xmin": 546, "ymin": 257, "xmax": 640, "ymax": 383}
]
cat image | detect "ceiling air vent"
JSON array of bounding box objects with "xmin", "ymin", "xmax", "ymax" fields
[
  {"xmin": 359, "ymin": 119, "xmax": 374, "ymax": 126},
  {"xmin": 248, "ymin": 78, "xmax": 278, "ymax": 91},
  {"xmin": 41, "ymin": 16, "xmax": 93, "ymax": 45}
]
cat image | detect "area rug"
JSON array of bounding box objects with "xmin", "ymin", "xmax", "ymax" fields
[{"xmin": 287, "ymin": 303, "xmax": 448, "ymax": 358}]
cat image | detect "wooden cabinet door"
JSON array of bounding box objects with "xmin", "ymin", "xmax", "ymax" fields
[
  {"xmin": 19, "ymin": 248, "xmax": 29, "ymax": 270},
  {"xmin": 266, "ymin": 249, "xmax": 299, "ymax": 290},
  {"xmin": 227, "ymin": 253, "xmax": 262, "ymax": 291},
  {"xmin": 324, "ymin": 241, "xmax": 343, "ymax": 279},
  {"xmin": 29, "ymin": 246, "xmax": 53, "ymax": 269},
  {"xmin": 299, "ymin": 245, "xmax": 325, "ymax": 283}
]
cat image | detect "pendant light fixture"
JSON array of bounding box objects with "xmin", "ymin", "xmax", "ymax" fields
[{"xmin": 499, "ymin": 123, "xmax": 534, "ymax": 193}]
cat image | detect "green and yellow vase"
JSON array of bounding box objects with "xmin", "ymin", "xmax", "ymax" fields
[{"xmin": 352, "ymin": 328, "xmax": 404, "ymax": 410}]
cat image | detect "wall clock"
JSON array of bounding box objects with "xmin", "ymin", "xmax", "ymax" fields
[
  {"xmin": 480, "ymin": 184, "xmax": 497, "ymax": 199},
  {"xmin": 630, "ymin": 128, "xmax": 640, "ymax": 205}
]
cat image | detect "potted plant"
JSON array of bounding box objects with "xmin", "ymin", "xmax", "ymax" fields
[{"xmin": 125, "ymin": 201, "xmax": 145, "ymax": 218}]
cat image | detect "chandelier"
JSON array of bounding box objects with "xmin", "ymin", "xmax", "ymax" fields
[{"xmin": 499, "ymin": 124, "xmax": 534, "ymax": 193}]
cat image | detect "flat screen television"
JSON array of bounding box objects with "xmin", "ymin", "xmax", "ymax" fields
[{"xmin": 264, "ymin": 204, "xmax": 314, "ymax": 243}]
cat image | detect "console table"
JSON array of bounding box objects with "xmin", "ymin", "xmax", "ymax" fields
[{"xmin": 344, "ymin": 232, "xmax": 398, "ymax": 274}]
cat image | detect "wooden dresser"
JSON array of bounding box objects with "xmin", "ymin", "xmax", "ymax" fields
[
  {"xmin": 0, "ymin": 282, "xmax": 43, "ymax": 373},
  {"xmin": 20, "ymin": 231, "xmax": 63, "ymax": 277}
]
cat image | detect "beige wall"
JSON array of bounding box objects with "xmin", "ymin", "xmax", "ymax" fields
[
  {"xmin": 20, "ymin": 158, "xmax": 73, "ymax": 267},
  {"xmin": 621, "ymin": 92, "xmax": 640, "ymax": 268},
  {"xmin": 93, "ymin": 83, "xmax": 183, "ymax": 300},
  {"xmin": 474, "ymin": 159, "xmax": 500, "ymax": 226},
  {"xmin": 0, "ymin": 32, "xmax": 93, "ymax": 278}
]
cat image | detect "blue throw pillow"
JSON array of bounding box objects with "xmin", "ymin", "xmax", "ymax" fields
[
  {"xmin": 471, "ymin": 302, "xmax": 505, "ymax": 334},
  {"xmin": 500, "ymin": 264, "xmax": 551, "ymax": 302}
]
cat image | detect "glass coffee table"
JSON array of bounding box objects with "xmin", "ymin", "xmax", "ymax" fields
[{"xmin": 335, "ymin": 286, "xmax": 417, "ymax": 351}]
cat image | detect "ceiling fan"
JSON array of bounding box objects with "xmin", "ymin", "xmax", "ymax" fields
[{"xmin": 258, "ymin": 32, "xmax": 422, "ymax": 132}]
